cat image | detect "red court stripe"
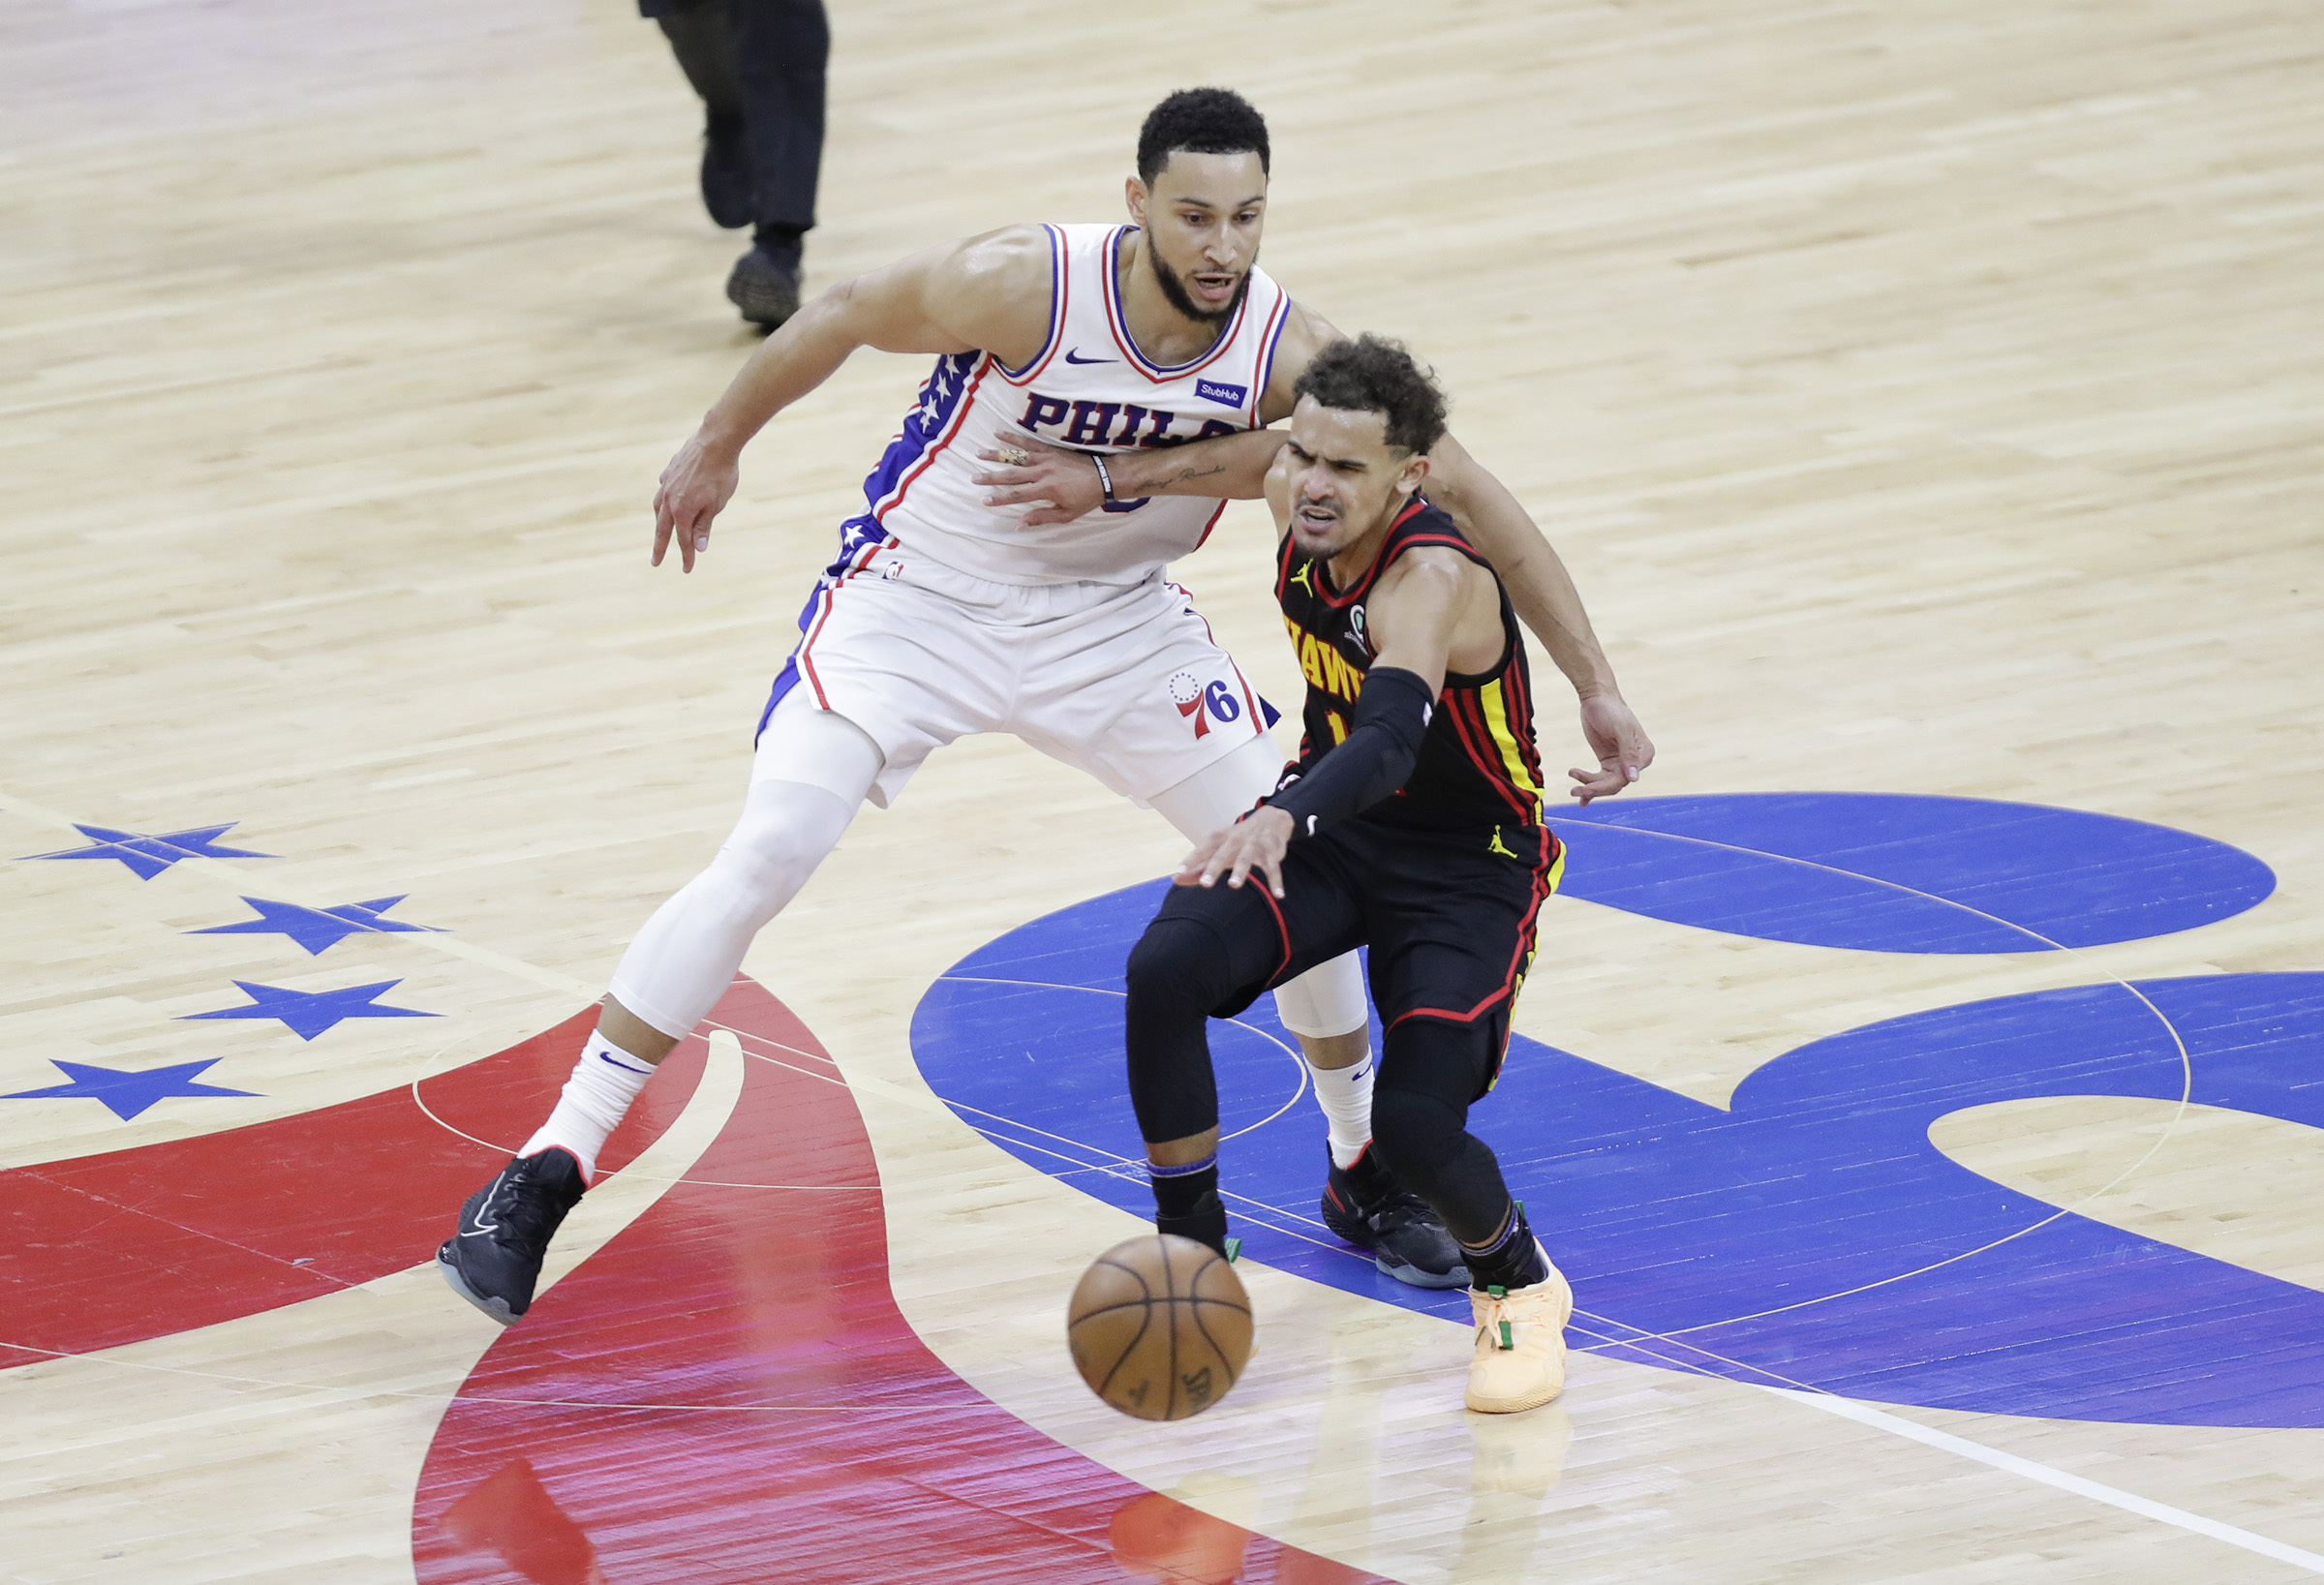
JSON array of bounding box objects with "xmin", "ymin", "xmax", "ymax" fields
[
  {"xmin": 0, "ymin": 1008, "xmax": 707, "ymax": 1365},
  {"xmin": 412, "ymin": 977, "xmax": 1392, "ymax": 1585}
]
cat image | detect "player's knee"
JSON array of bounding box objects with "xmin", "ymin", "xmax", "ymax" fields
[
  {"xmin": 1125, "ymin": 916, "xmax": 1231, "ymax": 1023},
  {"xmin": 1369, "ymin": 1083, "xmax": 1468, "ymax": 1188},
  {"xmin": 703, "ymin": 780, "xmax": 854, "ymax": 923}
]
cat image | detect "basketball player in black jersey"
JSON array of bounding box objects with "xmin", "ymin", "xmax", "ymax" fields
[{"xmin": 1123, "ymin": 336, "xmax": 1576, "ymax": 1414}]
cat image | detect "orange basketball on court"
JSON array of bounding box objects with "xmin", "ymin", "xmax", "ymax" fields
[{"xmin": 1067, "ymin": 1234, "xmax": 1253, "ymax": 1420}]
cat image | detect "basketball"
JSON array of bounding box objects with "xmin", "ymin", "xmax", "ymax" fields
[{"xmin": 1067, "ymin": 1234, "xmax": 1253, "ymax": 1420}]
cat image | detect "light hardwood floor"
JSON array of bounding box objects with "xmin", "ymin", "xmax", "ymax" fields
[{"xmin": 3, "ymin": 1, "xmax": 2320, "ymax": 1579}]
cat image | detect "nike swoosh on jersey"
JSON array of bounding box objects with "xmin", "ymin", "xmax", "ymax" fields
[{"xmin": 1062, "ymin": 348, "xmax": 1116, "ymax": 364}]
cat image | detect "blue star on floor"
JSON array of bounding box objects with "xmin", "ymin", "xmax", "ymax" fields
[
  {"xmin": 186, "ymin": 895, "xmax": 446, "ymax": 956},
  {"xmin": 3, "ymin": 1058, "xmax": 260, "ymax": 1121},
  {"xmin": 15, "ymin": 822, "xmax": 276, "ymax": 881},
  {"xmin": 180, "ymin": 980, "xmax": 439, "ymax": 1041}
]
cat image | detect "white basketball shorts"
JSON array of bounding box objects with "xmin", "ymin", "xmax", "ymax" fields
[{"xmin": 753, "ymin": 536, "xmax": 1274, "ymax": 809}]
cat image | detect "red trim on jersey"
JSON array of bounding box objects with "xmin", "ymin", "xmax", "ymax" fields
[
  {"xmin": 1474, "ymin": 691, "xmax": 1542, "ymax": 819},
  {"xmin": 1443, "ymin": 691, "xmax": 1536, "ymax": 821},
  {"xmin": 842, "ymin": 531, "xmax": 889, "ymax": 576},
  {"xmin": 796, "ymin": 589, "xmax": 838, "ymax": 709},
  {"xmin": 1231, "ymin": 663, "xmax": 1265, "ymax": 742},
  {"xmin": 1191, "ymin": 499, "xmax": 1229, "ymax": 552},
  {"xmin": 1310, "ymin": 499, "xmax": 1434, "ymax": 608},
  {"xmin": 1386, "ymin": 827, "xmax": 1560, "ymax": 1029},
  {"xmin": 1249, "ymin": 291, "xmax": 1293, "ymax": 420},
  {"xmin": 1253, "ymin": 876, "xmax": 1295, "ymax": 986},
  {"xmin": 1101, "ymin": 227, "xmax": 1257, "ymax": 384},
  {"xmin": 796, "ymin": 535, "xmax": 898, "ymax": 709},
  {"xmin": 1171, "ymin": 579, "xmax": 1218, "ymax": 648},
  {"xmin": 1503, "ymin": 653, "xmax": 1547, "ymax": 797},
  {"xmin": 872, "ymin": 356, "xmax": 994, "ymax": 521},
  {"xmin": 995, "ymin": 226, "xmax": 1070, "ymax": 386}
]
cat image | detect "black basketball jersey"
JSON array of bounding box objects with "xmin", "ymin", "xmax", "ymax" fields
[{"xmin": 1274, "ymin": 497, "xmax": 1548, "ymax": 832}]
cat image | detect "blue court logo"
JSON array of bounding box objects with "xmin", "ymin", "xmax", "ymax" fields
[{"xmin": 909, "ymin": 793, "xmax": 2319, "ymax": 1428}]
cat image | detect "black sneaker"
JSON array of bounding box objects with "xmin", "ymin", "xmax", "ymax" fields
[
  {"xmin": 436, "ymin": 1149, "xmax": 586, "ymax": 1326},
  {"xmin": 701, "ymin": 109, "xmax": 752, "ymax": 229},
  {"xmin": 1319, "ymin": 1146, "xmax": 1469, "ymax": 1290},
  {"xmin": 724, "ymin": 246, "xmax": 800, "ymax": 329}
]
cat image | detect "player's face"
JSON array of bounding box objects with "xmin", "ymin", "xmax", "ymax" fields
[
  {"xmin": 1126, "ymin": 151, "xmax": 1268, "ymax": 324},
  {"xmin": 1279, "ymin": 397, "xmax": 1429, "ymax": 559}
]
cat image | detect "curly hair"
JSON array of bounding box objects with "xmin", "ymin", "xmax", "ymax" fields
[
  {"xmin": 1293, "ymin": 335, "xmax": 1450, "ymax": 455},
  {"xmin": 1136, "ymin": 88, "xmax": 1270, "ymax": 185}
]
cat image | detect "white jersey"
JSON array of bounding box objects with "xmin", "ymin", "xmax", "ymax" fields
[{"xmin": 832, "ymin": 222, "xmax": 1293, "ymax": 588}]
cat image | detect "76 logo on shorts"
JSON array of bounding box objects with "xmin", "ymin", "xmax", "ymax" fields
[{"xmin": 1168, "ymin": 671, "xmax": 1243, "ymax": 740}]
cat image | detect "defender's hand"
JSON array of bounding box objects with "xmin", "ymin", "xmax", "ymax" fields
[
  {"xmin": 1569, "ymin": 691, "xmax": 1655, "ymax": 805},
  {"xmin": 973, "ymin": 431, "xmax": 1106, "ymax": 527},
  {"xmin": 1175, "ymin": 807, "xmax": 1294, "ymax": 898},
  {"xmin": 653, "ymin": 433, "xmax": 741, "ymax": 573}
]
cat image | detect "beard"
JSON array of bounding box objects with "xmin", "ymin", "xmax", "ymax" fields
[{"xmin": 1148, "ymin": 245, "xmax": 1254, "ymax": 327}]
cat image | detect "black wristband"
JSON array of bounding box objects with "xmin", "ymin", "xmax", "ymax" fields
[
  {"xmin": 1090, "ymin": 452, "xmax": 1116, "ymax": 503},
  {"xmin": 1266, "ymin": 665, "xmax": 1435, "ymax": 838}
]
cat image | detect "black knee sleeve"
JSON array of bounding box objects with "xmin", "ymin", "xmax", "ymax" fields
[
  {"xmin": 1369, "ymin": 1019, "xmax": 1516, "ymax": 1247},
  {"xmin": 1122, "ymin": 916, "xmax": 1236, "ymax": 1145}
]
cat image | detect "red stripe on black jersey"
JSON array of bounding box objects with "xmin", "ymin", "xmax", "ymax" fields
[
  {"xmin": 1450, "ymin": 691, "xmax": 1537, "ymax": 822},
  {"xmin": 1274, "ymin": 497, "xmax": 1544, "ymax": 833},
  {"xmin": 1386, "ymin": 826, "xmax": 1565, "ymax": 1030}
]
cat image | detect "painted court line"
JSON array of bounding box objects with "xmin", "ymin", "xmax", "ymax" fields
[
  {"xmin": 15, "ymin": 784, "xmax": 2317, "ymax": 1570},
  {"xmin": 1767, "ymin": 1388, "xmax": 2324, "ymax": 1573},
  {"xmin": 930, "ymin": 974, "xmax": 2324, "ymax": 1571}
]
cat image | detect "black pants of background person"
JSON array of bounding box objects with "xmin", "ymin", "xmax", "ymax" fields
[{"xmin": 642, "ymin": 0, "xmax": 829, "ymax": 327}]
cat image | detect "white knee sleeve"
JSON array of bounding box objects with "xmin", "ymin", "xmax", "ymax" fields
[
  {"xmin": 1146, "ymin": 731, "xmax": 1285, "ymax": 841},
  {"xmin": 606, "ymin": 697, "xmax": 880, "ymax": 1040},
  {"xmin": 1271, "ymin": 949, "xmax": 1369, "ymax": 1040},
  {"xmin": 1147, "ymin": 733, "xmax": 1370, "ymax": 1042}
]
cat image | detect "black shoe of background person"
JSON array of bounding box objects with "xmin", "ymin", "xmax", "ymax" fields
[
  {"xmin": 725, "ymin": 245, "xmax": 801, "ymax": 330},
  {"xmin": 1320, "ymin": 1145, "xmax": 1470, "ymax": 1290},
  {"xmin": 702, "ymin": 109, "xmax": 753, "ymax": 229},
  {"xmin": 436, "ymin": 1148, "xmax": 587, "ymax": 1326}
]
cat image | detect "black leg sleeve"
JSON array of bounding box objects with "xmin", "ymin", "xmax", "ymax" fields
[
  {"xmin": 727, "ymin": 0, "xmax": 828, "ymax": 242},
  {"xmin": 1123, "ymin": 875, "xmax": 1310, "ymax": 1146},
  {"xmin": 1122, "ymin": 916, "xmax": 1235, "ymax": 1146},
  {"xmin": 1367, "ymin": 1016, "xmax": 1516, "ymax": 1247}
]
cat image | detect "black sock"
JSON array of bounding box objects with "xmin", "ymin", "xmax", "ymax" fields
[
  {"xmin": 1150, "ymin": 1154, "xmax": 1227, "ymax": 1256},
  {"xmin": 1461, "ymin": 1202, "xmax": 1548, "ymax": 1292}
]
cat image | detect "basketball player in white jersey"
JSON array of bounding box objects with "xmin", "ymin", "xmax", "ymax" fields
[{"xmin": 438, "ymin": 88, "xmax": 1653, "ymax": 1325}]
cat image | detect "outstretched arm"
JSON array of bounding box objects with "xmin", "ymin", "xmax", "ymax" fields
[
  {"xmin": 1424, "ymin": 435, "xmax": 1655, "ymax": 803},
  {"xmin": 654, "ymin": 226, "xmax": 1055, "ymax": 572},
  {"xmin": 971, "ymin": 427, "xmax": 1288, "ymax": 524},
  {"xmin": 969, "ymin": 295, "xmax": 1350, "ymax": 523}
]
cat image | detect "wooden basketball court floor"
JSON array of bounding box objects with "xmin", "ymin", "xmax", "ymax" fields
[{"xmin": 4, "ymin": 0, "xmax": 2321, "ymax": 1579}]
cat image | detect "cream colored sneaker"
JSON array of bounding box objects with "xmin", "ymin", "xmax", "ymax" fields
[{"xmin": 1465, "ymin": 1246, "xmax": 1573, "ymax": 1415}]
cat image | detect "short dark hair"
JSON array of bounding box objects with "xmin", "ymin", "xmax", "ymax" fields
[
  {"xmin": 1137, "ymin": 88, "xmax": 1270, "ymax": 186},
  {"xmin": 1294, "ymin": 335, "xmax": 1450, "ymax": 455}
]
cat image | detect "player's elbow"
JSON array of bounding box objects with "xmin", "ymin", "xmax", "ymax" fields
[{"xmin": 805, "ymin": 274, "xmax": 870, "ymax": 336}]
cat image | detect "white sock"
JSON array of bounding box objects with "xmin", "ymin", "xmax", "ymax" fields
[
  {"xmin": 519, "ymin": 1029, "xmax": 657, "ymax": 1184},
  {"xmin": 1307, "ymin": 1051, "xmax": 1375, "ymax": 1170}
]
